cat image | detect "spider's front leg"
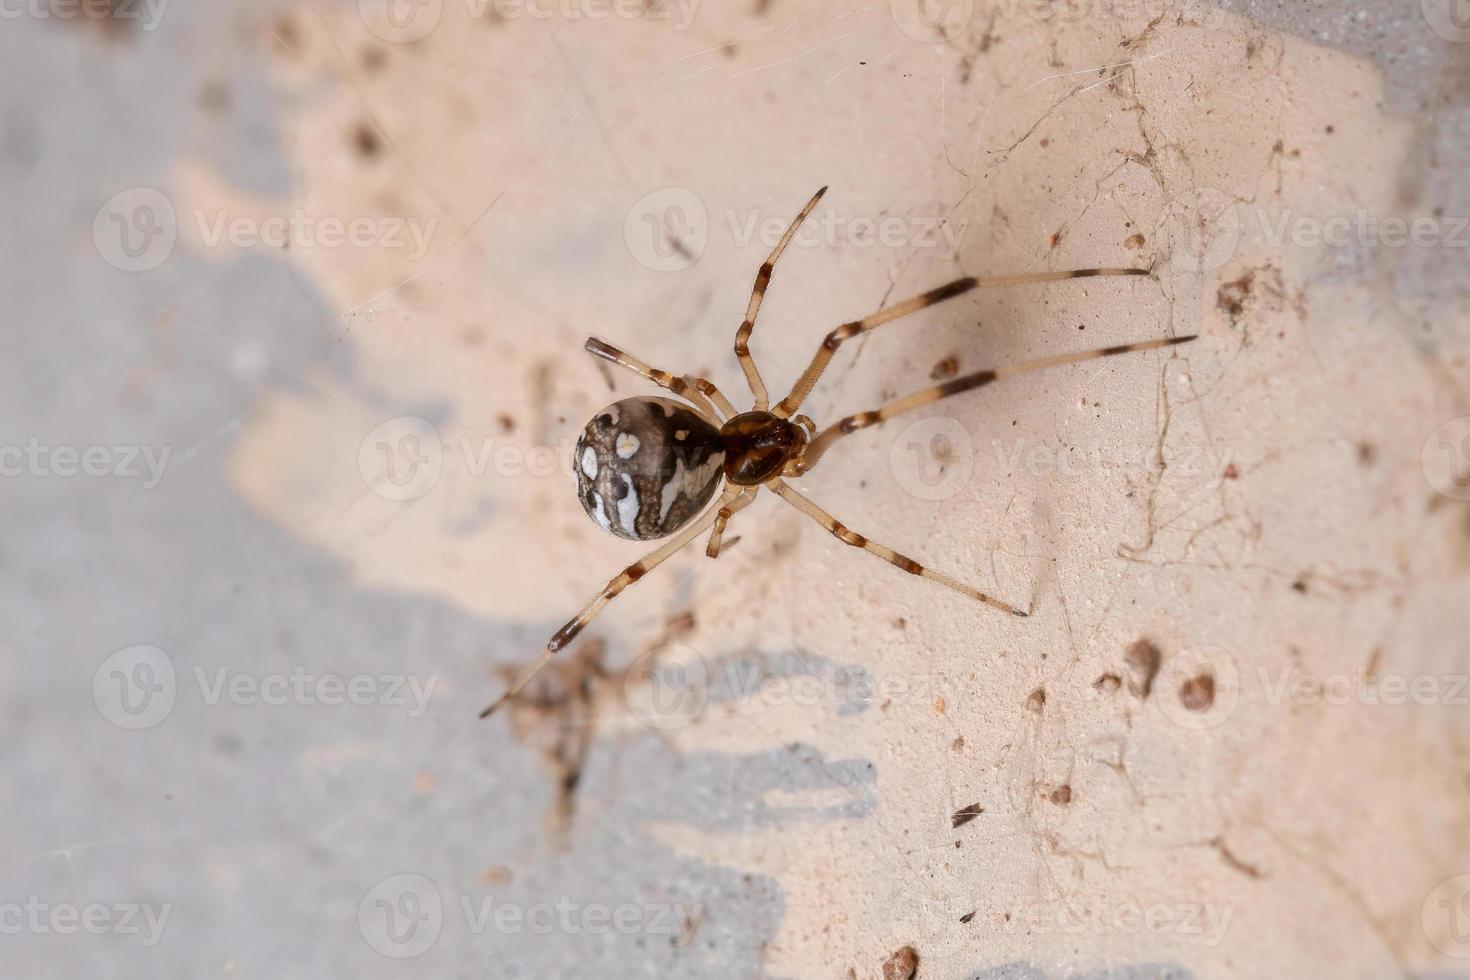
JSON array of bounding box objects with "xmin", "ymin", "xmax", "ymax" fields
[
  {"xmin": 790, "ymin": 334, "xmax": 1196, "ymax": 475},
  {"xmin": 733, "ymin": 186, "xmax": 827, "ymax": 410},
  {"xmin": 584, "ymin": 337, "xmax": 735, "ymax": 420}
]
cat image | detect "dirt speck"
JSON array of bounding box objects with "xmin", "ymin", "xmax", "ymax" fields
[
  {"xmin": 1180, "ymin": 671, "xmax": 1217, "ymax": 712},
  {"xmin": 353, "ymin": 122, "xmax": 383, "ymax": 159},
  {"xmin": 1217, "ymin": 271, "xmax": 1255, "ymax": 324},
  {"xmin": 952, "ymin": 803, "xmax": 984, "ymax": 828},
  {"xmin": 883, "ymin": 945, "xmax": 919, "ymax": 980},
  {"xmin": 1125, "ymin": 639, "xmax": 1162, "ymax": 699},
  {"xmin": 479, "ymin": 865, "xmax": 512, "ymax": 885}
]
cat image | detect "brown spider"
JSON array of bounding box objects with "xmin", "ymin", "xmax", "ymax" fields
[{"xmin": 482, "ymin": 187, "xmax": 1195, "ymax": 717}]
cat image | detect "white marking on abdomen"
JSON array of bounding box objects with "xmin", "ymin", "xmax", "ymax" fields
[{"xmin": 615, "ymin": 474, "xmax": 639, "ymax": 535}]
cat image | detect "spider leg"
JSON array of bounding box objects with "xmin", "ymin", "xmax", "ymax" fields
[
  {"xmin": 705, "ymin": 487, "xmax": 758, "ymax": 558},
  {"xmin": 585, "ymin": 336, "xmax": 734, "ymax": 420},
  {"xmin": 480, "ymin": 494, "xmax": 732, "ymax": 718},
  {"xmin": 735, "ymin": 186, "xmax": 828, "ymax": 411},
  {"xmin": 772, "ymin": 267, "xmax": 1152, "ymax": 419},
  {"xmin": 765, "ymin": 477, "xmax": 1028, "ymax": 617},
  {"xmin": 791, "ymin": 335, "xmax": 1196, "ymax": 476}
]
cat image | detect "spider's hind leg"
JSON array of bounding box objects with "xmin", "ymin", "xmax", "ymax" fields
[
  {"xmin": 766, "ymin": 478, "xmax": 1028, "ymax": 617},
  {"xmin": 480, "ymin": 499, "xmax": 728, "ymax": 718}
]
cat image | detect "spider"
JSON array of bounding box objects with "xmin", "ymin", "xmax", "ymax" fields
[{"xmin": 482, "ymin": 187, "xmax": 1196, "ymax": 717}]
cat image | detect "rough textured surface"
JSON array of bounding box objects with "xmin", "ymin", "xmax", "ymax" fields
[{"xmin": 5, "ymin": 0, "xmax": 1470, "ymax": 977}]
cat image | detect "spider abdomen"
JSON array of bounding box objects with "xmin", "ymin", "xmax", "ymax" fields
[{"xmin": 574, "ymin": 397, "xmax": 725, "ymax": 541}]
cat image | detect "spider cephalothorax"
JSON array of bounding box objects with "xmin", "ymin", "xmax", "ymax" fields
[
  {"xmin": 719, "ymin": 411, "xmax": 809, "ymax": 487},
  {"xmin": 483, "ymin": 186, "xmax": 1198, "ymax": 717}
]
